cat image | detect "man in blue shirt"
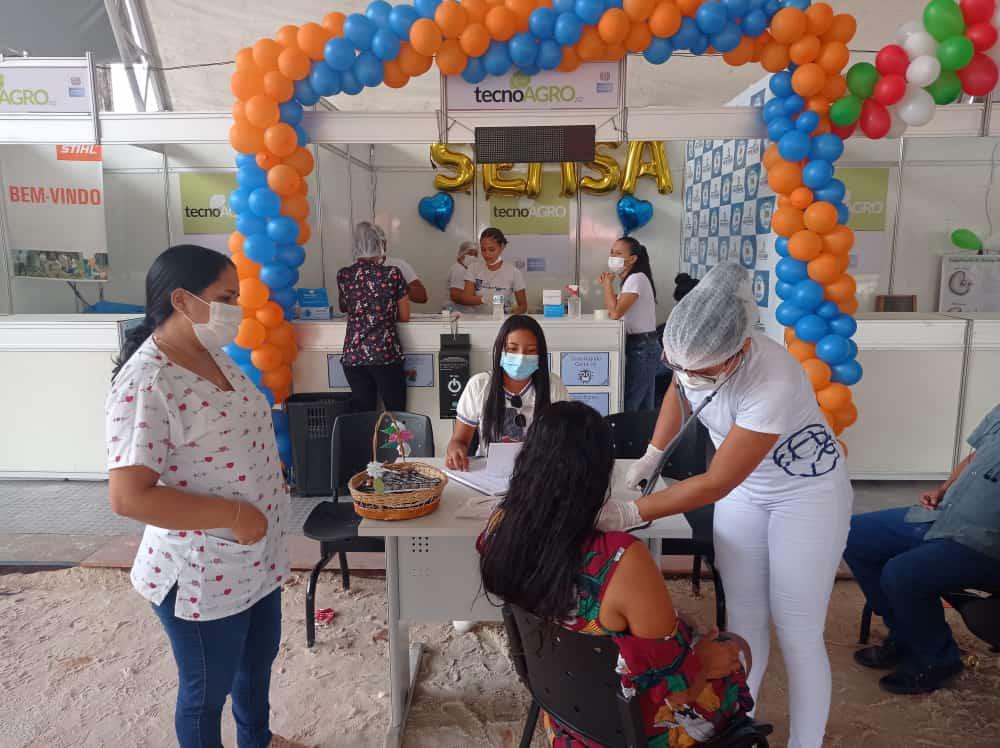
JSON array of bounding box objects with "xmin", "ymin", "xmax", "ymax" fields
[{"xmin": 844, "ymin": 404, "xmax": 1000, "ymax": 694}]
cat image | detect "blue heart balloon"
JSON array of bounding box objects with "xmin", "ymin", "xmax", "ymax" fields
[
  {"xmin": 617, "ymin": 195, "xmax": 653, "ymax": 234},
  {"xmin": 418, "ymin": 192, "xmax": 454, "ymax": 232}
]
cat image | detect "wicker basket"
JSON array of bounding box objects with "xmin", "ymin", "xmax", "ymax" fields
[{"xmin": 349, "ymin": 412, "xmax": 446, "ymax": 521}]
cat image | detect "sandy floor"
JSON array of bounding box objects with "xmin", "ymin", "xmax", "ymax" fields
[{"xmin": 1, "ymin": 567, "xmax": 998, "ymax": 748}]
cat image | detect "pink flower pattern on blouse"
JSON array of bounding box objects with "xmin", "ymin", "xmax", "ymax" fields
[{"xmin": 337, "ymin": 262, "xmax": 408, "ymax": 368}]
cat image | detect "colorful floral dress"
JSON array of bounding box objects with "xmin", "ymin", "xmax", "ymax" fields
[
  {"xmin": 547, "ymin": 531, "xmax": 753, "ymax": 748},
  {"xmin": 336, "ymin": 261, "xmax": 408, "ymax": 368}
]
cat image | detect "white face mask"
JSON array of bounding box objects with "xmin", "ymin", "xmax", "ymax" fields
[
  {"xmin": 608, "ymin": 256, "xmax": 626, "ymax": 273},
  {"xmin": 183, "ymin": 292, "xmax": 242, "ymax": 350}
]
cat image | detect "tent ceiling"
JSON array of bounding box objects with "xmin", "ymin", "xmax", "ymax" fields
[{"xmin": 1, "ymin": 0, "xmax": 120, "ymax": 62}]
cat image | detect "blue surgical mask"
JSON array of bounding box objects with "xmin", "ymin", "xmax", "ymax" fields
[{"xmin": 500, "ymin": 352, "xmax": 539, "ymax": 381}]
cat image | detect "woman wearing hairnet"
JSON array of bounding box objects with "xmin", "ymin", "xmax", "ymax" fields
[
  {"xmin": 601, "ymin": 262, "xmax": 852, "ymax": 748},
  {"xmin": 336, "ymin": 222, "xmax": 411, "ymax": 411}
]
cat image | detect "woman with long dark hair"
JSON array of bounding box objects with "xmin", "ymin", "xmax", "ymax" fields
[
  {"xmin": 107, "ymin": 244, "xmax": 302, "ymax": 748},
  {"xmin": 453, "ymin": 227, "xmax": 528, "ymax": 315},
  {"xmin": 479, "ymin": 401, "xmax": 752, "ymax": 746},
  {"xmin": 600, "ymin": 236, "xmax": 661, "ymax": 412}
]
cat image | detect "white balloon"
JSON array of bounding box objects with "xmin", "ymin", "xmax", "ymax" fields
[
  {"xmin": 896, "ymin": 20, "xmax": 924, "ymax": 45},
  {"xmin": 906, "ymin": 55, "xmax": 942, "ymax": 87},
  {"xmin": 898, "ymin": 86, "xmax": 936, "ymax": 127},
  {"xmin": 903, "ymin": 30, "xmax": 938, "ymax": 59},
  {"xmin": 886, "ymin": 107, "xmax": 908, "ymax": 138}
]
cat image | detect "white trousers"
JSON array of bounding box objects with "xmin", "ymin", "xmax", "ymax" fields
[{"xmin": 713, "ymin": 480, "xmax": 852, "ymax": 748}]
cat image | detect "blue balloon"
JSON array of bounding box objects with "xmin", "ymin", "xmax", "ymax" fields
[
  {"xmin": 770, "ymin": 70, "xmax": 794, "ymax": 97},
  {"xmin": 235, "ymin": 153, "xmax": 257, "ymax": 169},
  {"xmin": 816, "ymin": 334, "xmax": 851, "ymax": 365},
  {"xmin": 793, "ymin": 279, "xmax": 825, "ymax": 310},
  {"xmin": 816, "ymin": 300, "xmax": 840, "ymax": 320},
  {"xmin": 779, "ymin": 130, "xmax": 811, "ymax": 161},
  {"xmin": 776, "ymin": 301, "xmax": 807, "ymax": 326},
  {"xmin": 554, "ymin": 12, "xmax": 584, "ymax": 46},
  {"xmin": 325, "ymin": 38, "xmax": 357, "ymax": 72},
  {"xmin": 782, "ymin": 93, "xmax": 805, "ymax": 114},
  {"xmin": 723, "ymin": 0, "xmax": 749, "ymax": 15},
  {"xmin": 462, "ymin": 56, "xmax": 487, "ymax": 83},
  {"xmin": 644, "ymin": 36, "xmax": 673, "ymax": 64},
  {"xmin": 554, "ymin": 0, "xmax": 575, "ymax": 12},
  {"xmin": 389, "ymin": 5, "xmax": 420, "ymax": 37},
  {"xmin": 776, "ymin": 257, "xmax": 808, "ymax": 283},
  {"xmin": 340, "ymin": 70, "xmax": 364, "ymax": 95},
  {"xmin": 293, "ymin": 78, "xmax": 320, "ymax": 106},
  {"xmin": 236, "ymin": 213, "xmax": 266, "ymax": 237},
  {"xmin": 530, "ymin": 7, "xmax": 557, "ymax": 38},
  {"xmin": 249, "ymin": 188, "xmax": 281, "ymax": 218},
  {"xmin": 483, "ymin": 41, "xmax": 512, "ymax": 76},
  {"xmin": 242, "ymin": 361, "xmax": 263, "ymax": 388},
  {"xmin": 672, "ymin": 17, "xmax": 700, "ymax": 49},
  {"xmin": 223, "ymin": 343, "xmax": 252, "ymax": 364},
  {"xmin": 764, "ymin": 0, "xmax": 781, "ymax": 15},
  {"xmin": 310, "ymin": 62, "xmax": 341, "ymax": 96},
  {"xmin": 763, "ymin": 98, "xmax": 785, "ymax": 122},
  {"xmin": 537, "ymin": 40, "xmax": 563, "ymax": 69},
  {"xmin": 803, "ymin": 159, "xmax": 834, "ymax": 189},
  {"xmin": 516, "ymin": 63, "xmax": 540, "ymax": 76},
  {"xmin": 742, "ymin": 8, "xmax": 768, "ymax": 35},
  {"xmin": 510, "ymin": 33, "xmax": 538, "ymax": 67},
  {"xmin": 237, "ymin": 164, "xmax": 267, "ymax": 190},
  {"xmin": 272, "ymin": 409, "xmax": 290, "ymax": 433},
  {"xmin": 710, "ymin": 22, "xmax": 742, "ymax": 52},
  {"xmin": 276, "ymin": 430, "xmax": 293, "ymax": 464},
  {"xmin": 796, "ymin": 110, "xmax": 820, "ymax": 133},
  {"xmin": 830, "ymin": 313, "xmax": 858, "ymax": 338},
  {"xmin": 371, "ymin": 29, "xmax": 401, "ymax": 61},
  {"xmin": 617, "ymin": 195, "xmax": 654, "ymax": 234},
  {"xmin": 784, "ymin": 0, "xmax": 810, "ymax": 9},
  {"xmin": 810, "ymin": 133, "xmax": 844, "ymax": 162},
  {"xmin": 229, "ymin": 187, "xmax": 252, "ymax": 214},
  {"xmin": 271, "ymin": 286, "xmax": 298, "ymax": 309},
  {"xmin": 279, "ymin": 100, "xmax": 304, "ymax": 126},
  {"xmin": 277, "ymin": 243, "xmax": 306, "ymax": 268},
  {"xmin": 847, "ymin": 338, "xmax": 858, "ymax": 359},
  {"xmin": 418, "ymin": 191, "xmax": 454, "ymax": 231},
  {"xmin": 295, "ymin": 124, "xmax": 309, "ymax": 146},
  {"xmin": 696, "ymin": 2, "xmax": 728, "ymax": 33},
  {"xmin": 366, "ymin": 0, "xmax": 393, "ymax": 27},
  {"xmin": 267, "ymin": 216, "xmax": 299, "ymax": 244},
  {"xmin": 244, "ymin": 234, "xmax": 277, "ymax": 264},
  {"xmin": 775, "ymin": 236, "xmax": 790, "ymax": 257},
  {"xmin": 261, "ymin": 263, "xmax": 297, "ymax": 290},
  {"xmin": 262, "ymin": 386, "xmax": 276, "ymax": 407},
  {"xmin": 605, "ymin": 0, "xmax": 623, "ymax": 8},
  {"xmin": 767, "ymin": 116, "xmax": 795, "ymax": 142},
  {"xmin": 344, "ymin": 14, "xmax": 376, "ymax": 50},
  {"xmin": 795, "ymin": 314, "xmax": 830, "ymax": 343},
  {"xmin": 689, "ymin": 32, "xmax": 710, "ymax": 55},
  {"xmin": 415, "ymin": 0, "xmax": 441, "ymax": 18},
  {"xmin": 355, "ymin": 51, "xmax": 384, "ymax": 87},
  {"xmin": 813, "ymin": 178, "xmax": 845, "ymax": 203},
  {"xmin": 831, "ymin": 358, "xmax": 863, "ymax": 385},
  {"xmin": 775, "ymin": 280, "xmax": 796, "ymax": 300},
  {"xmin": 835, "ymin": 202, "xmax": 850, "ymax": 225},
  {"xmin": 575, "ymin": 0, "xmax": 603, "ymax": 24}
]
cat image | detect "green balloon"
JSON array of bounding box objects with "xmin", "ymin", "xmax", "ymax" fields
[
  {"xmin": 926, "ymin": 70, "xmax": 963, "ymax": 104},
  {"xmin": 951, "ymin": 229, "xmax": 983, "ymax": 250},
  {"xmin": 830, "ymin": 95, "xmax": 863, "ymax": 126},
  {"xmin": 924, "ymin": 0, "xmax": 966, "ymax": 42},
  {"xmin": 846, "ymin": 62, "xmax": 879, "ymax": 99},
  {"xmin": 937, "ymin": 35, "xmax": 974, "ymax": 71}
]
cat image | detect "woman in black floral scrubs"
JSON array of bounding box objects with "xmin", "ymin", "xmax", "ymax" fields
[{"xmin": 336, "ymin": 222, "xmax": 411, "ymax": 411}]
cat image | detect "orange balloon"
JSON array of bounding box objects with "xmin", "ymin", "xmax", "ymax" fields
[
  {"xmin": 281, "ymin": 194, "xmax": 310, "ymax": 222},
  {"xmin": 462, "ymin": 0, "xmax": 489, "ymax": 23},
  {"xmin": 436, "ymin": 1, "xmax": 470, "ymax": 38},
  {"xmin": 410, "ymin": 18, "xmax": 444, "ymax": 56},
  {"xmin": 599, "ymin": 9, "xmax": 631, "ymax": 45},
  {"xmin": 257, "ymin": 152, "xmax": 282, "ymax": 170},
  {"xmin": 806, "ymin": 95, "xmax": 830, "ymax": 116},
  {"xmin": 807, "ymin": 252, "xmax": 842, "ymax": 284},
  {"xmin": 824, "ymin": 14, "xmax": 857, "ymax": 44},
  {"xmin": 820, "ymin": 407, "xmax": 837, "ymax": 429},
  {"xmin": 284, "ymin": 147, "xmax": 315, "ymax": 177},
  {"xmin": 297, "ymin": 221, "xmax": 312, "ymax": 245},
  {"xmin": 267, "ymin": 164, "xmax": 302, "ymax": 197},
  {"xmin": 822, "ymin": 72, "xmax": 847, "ymax": 99},
  {"xmin": 232, "ymin": 100, "xmax": 248, "ymax": 124},
  {"xmin": 267, "ymin": 323, "xmax": 297, "ymax": 350},
  {"xmin": 558, "ymin": 46, "xmax": 580, "ymax": 71},
  {"xmin": 788, "ymin": 338, "xmax": 817, "ymax": 362},
  {"xmin": 383, "ymin": 59, "xmax": 410, "ymax": 88},
  {"xmin": 676, "ymin": 0, "xmax": 700, "ymax": 16},
  {"xmin": 772, "ymin": 207, "xmax": 806, "ymax": 237},
  {"xmin": 228, "ymin": 232, "xmax": 245, "ymax": 254},
  {"xmin": 264, "ymin": 124, "xmax": 298, "ymax": 158},
  {"xmin": 252, "ymin": 344, "xmax": 284, "ymax": 372},
  {"xmin": 626, "ymin": 22, "xmax": 653, "ymax": 53},
  {"xmin": 790, "ymin": 35, "xmax": 821, "ymax": 65},
  {"xmin": 838, "ymin": 438, "xmax": 849, "ymax": 456},
  {"xmin": 577, "ymin": 27, "xmax": 607, "ymax": 61},
  {"xmin": 751, "ymin": 31, "xmax": 772, "ymax": 62},
  {"xmin": 785, "ymin": 327, "xmax": 798, "ymax": 345},
  {"xmin": 624, "ymin": 0, "xmax": 656, "ymax": 21},
  {"xmin": 242, "ymin": 304, "xmax": 257, "ymax": 320},
  {"xmin": 298, "ymin": 23, "xmax": 332, "ymax": 60},
  {"xmin": 323, "ymin": 11, "xmax": 346, "ymax": 36},
  {"xmin": 235, "ymin": 319, "xmax": 268, "ymax": 349},
  {"xmin": 768, "ymin": 161, "xmax": 803, "ymax": 194},
  {"xmin": 256, "ymin": 301, "xmax": 285, "ymax": 329},
  {"xmin": 723, "ymin": 36, "xmax": 755, "ymax": 66},
  {"xmin": 230, "ymin": 69, "xmax": 264, "ymax": 100},
  {"xmin": 437, "ymin": 38, "xmax": 468, "ymax": 75},
  {"xmin": 760, "ymin": 42, "xmax": 791, "ymax": 73},
  {"xmin": 802, "ymin": 357, "xmax": 833, "ymax": 390},
  {"xmin": 790, "ymin": 186, "xmax": 814, "ymax": 209},
  {"xmin": 280, "ymin": 342, "xmax": 299, "ymax": 367},
  {"xmin": 398, "ymin": 42, "xmax": 434, "ymax": 76},
  {"xmin": 825, "ymin": 273, "xmax": 857, "ymax": 303},
  {"xmin": 245, "ymin": 95, "xmax": 279, "ymax": 129},
  {"xmin": 805, "ymin": 3, "xmax": 834, "ymax": 36},
  {"xmin": 762, "ymin": 143, "xmax": 781, "ymax": 169},
  {"xmin": 460, "ymin": 22, "xmax": 491, "ymax": 56},
  {"xmin": 276, "ymin": 25, "xmax": 300, "ymax": 49},
  {"xmin": 253, "ymin": 38, "xmax": 283, "ymax": 71},
  {"xmin": 770, "ymin": 8, "xmax": 808, "ymax": 45},
  {"xmin": 272, "ymin": 387, "xmax": 291, "ymax": 406},
  {"xmin": 648, "ymin": 2, "xmax": 682, "ymax": 37},
  {"xmin": 777, "ymin": 195, "xmax": 794, "ymax": 210},
  {"xmin": 838, "ymin": 297, "xmax": 859, "ymax": 315},
  {"xmin": 263, "ymin": 71, "xmax": 295, "ymax": 103},
  {"xmin": 789, "ymin": 230, "xmax": 823, "ymax": 261},
  {"xmin": 822, "ymin": 224, "xmax": 855, "ymax": 254},
  {"xmin": 297, "ymin": 178, "xmax": 309, "ymax": 196},
  {"xmin": 816, "ymin": 40, "xmax": 849, "ymax": 74},
  {"xmin": 804, "ymin": 201, "xmax": 838, "ymax": 234},
  {"xmin": 240, "ymin": 278, "xmax": 270, "ymax": 310},
  {"xmin": 262, "ymin": 365, "xmax": 293, "ymax": 391},
  {"xmin": 232, "ymin": 252, "xmax": 261, "ymax": 281},
  {"xmin": 604, "ymin": 43, "xmax": 627, "ymax": 61},
  {"xmin": 506, "ymin": 0, "xmax": 535, "ymax": 31},
  {"xmin": 485, "ymin": 6, "xmax": 518, "ymax": 41},
  {"xmin": 278, "ymin": 47, "xmax": 311, "ymax": 81},
  {"xmin": 817, "ymin": 382, "xmax": 851, "ymax": 412},
  {"xmin": 792, "ymin": 63, "xmax": 826, "ymax": 96},
  {"xmin": 235, "ymin": 47, "xmax": 257, "ymax": 72},
  {"xmin": 230, "ymin": 123, "xmax": 265, "ymax": 154}
]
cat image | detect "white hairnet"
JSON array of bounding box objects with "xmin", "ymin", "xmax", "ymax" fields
[
  {"xmin": 457, "ymin": 241, "xmax": 478, "ymax": 261},
  {"xmin": 662, "ymin": 262, "xmax": 758, "ymax": 371},
  {"xmin": 352, "ymin": 221, "xmax": 386, "ymax": 260}
]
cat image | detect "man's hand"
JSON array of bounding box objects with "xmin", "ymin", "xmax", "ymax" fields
[{"xmin": 920, "ymin": 486, "xmax": 946, "ymax": 511}]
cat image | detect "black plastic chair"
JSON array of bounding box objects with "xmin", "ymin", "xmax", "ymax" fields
[
  {"xmin": 859, "ymin": 590, "xmax": 1000, "ymax": 652},
  {"xmin": 503, "ymin": 604, "xmax": 772, "ymax": 748},
  {"xmin": 302, "ymin": 410, "xmax": 434, "ymax": 647}
]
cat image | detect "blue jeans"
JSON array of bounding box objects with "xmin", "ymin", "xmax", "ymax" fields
[
  {"xmin": 153, "ymin": 585, "xmax": 282, "ymax": 748},
  {"xmin": 624, "ymin": 336, "xmax": 662, "ymax": 412},
  {"xmin": 843, "ymin": 507, "xmax": 1000, "ymax": 671}
]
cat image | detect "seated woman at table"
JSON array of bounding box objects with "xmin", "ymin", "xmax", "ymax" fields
[
  {"xmin": 445, "ymin": 314, "xmax": 570, "ymax": 470},
  {"xmin": 479, "ymin": 401, "xmax": 753, "ymax": 747}
]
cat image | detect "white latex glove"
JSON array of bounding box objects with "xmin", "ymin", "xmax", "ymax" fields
[
  {"xmin": 596, "ymin": 500, "xmax": 644, "ymax": 532},
  {"xmin": 625, "ymin": 443, "xmax": 665, "ymax": 490}
]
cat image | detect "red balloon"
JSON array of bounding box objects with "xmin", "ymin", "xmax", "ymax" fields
[
  {"xmin": 958, "ymin": 53, "xmax": 1000, "ymax": 96},
  {"xmin": 959, "ymin": 0, "xmax": 996, "ymax": 24},
  {"xmin": 831, "ymin": 121, "xmax": 857, "ymax": 139},
  {"xmin": 967, "ymin": 22, "xmax": 998, "ymax": 52},
  {"xmin": 860, "ymin": 99, "xmax": 891, "ymax": 139},
  {"xmin": 875, "ymin": 44, "xmax": 910, "ymax": 76},
  {"xmin": 873, "ymin": 74, "xmax": 907, "ymax": 105}
]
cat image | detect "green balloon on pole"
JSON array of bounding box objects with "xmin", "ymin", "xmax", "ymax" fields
[
  {"xmin": 923, "ymin": 0, "xmax": 966, "ymax": 42},
  {"xmin": 830, "ymin": 94, "xmax": 863, "ymax": 126},
  {"xmin": 951, "ymin": 229, "xmax": 983, "ymax": 251},
  {"xmin": 937, "ymin": 35, "xmax": 974, "ymax": 71},
  {"xmin": 925, "ymin": 70, "xmax": 963, "ymax": 104},
  {"xmin": 846, "ymin": 62, "xmax": 879, "ymax": 99}
]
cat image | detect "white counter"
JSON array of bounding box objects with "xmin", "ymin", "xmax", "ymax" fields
[{"xmin": 944, "ymin": 313, "xmax": 1000, "ymax": 460}]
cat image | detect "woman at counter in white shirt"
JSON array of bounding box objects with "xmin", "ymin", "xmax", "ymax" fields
[
  {"xmin": 450, "ymin": 227, "xmax": 527, "ymax": 315},
  {"xmin": 447, "ymin": 240, "xmax": 480, "ymax": 314}
]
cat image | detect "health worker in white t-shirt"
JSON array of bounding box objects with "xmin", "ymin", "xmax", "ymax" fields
[
  {"xmin": 600, "ymin": 236, "xmax": 661, "ymax": 412},
  {"xmin": 452, "ymin": 227, "xmax": 527, "ymax": 315},
  {"xmin": 371, "ymin": 224, "xmax": 428, "ymax": 304},
  {"xmin": 447, "ymin": 241, "xmax": 480, "ymax": 314},
  {"xmin": 599, "ymin": 262, "xmax": 853, "ymax": 748}
]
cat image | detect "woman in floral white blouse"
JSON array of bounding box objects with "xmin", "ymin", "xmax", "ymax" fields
[{"xmin": 106, "ymin": 244, "xmax": 302, "ymax": 748}]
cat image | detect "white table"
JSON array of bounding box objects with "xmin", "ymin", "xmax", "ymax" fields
[{"xmin": 358, "ymin": 458, "xmax": 692, "ymax": 748}]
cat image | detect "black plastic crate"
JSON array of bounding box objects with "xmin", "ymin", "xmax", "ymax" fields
[{"xmin": 286, "ymin": 393, "xmax": 353, "ymax": 497}]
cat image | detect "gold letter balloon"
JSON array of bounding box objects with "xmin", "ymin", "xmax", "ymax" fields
[
  {"xmin": 578, "ymin": 142, "xmax": 622, "ymax": 195},
  {"xmin": 621, "ymin": 141, "xmax": 673, "ymax": 195},
  {"xmin": 429, "ymin": 143, "xmax": 474, "ymax": 192}
]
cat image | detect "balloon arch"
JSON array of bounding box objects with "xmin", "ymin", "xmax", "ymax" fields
[{"xmin": 223, "ymin": 0, "xmax": 1000, "ymax": 461}]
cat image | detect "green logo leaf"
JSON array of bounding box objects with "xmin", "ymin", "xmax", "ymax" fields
[{"xmin": 510, "ymin": 72, "xmax": 530, "ymax": 89}]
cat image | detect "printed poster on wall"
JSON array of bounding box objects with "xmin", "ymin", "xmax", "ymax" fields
[
  {"xmin": 0, "ymin": 63, "xmax": 93, "ymax": 114},
  {"xmin": 836, "ymin": 167, "xmax": 889, "ymax": 275},
  {"xmin": 938, "ymin": 254, "xmax": 1000, "ymax": 313},
  {"xmin": 178, "ymin": 172, "xmax": 238, "ymax": 254},
  {"xmin": 569, "ymin": 391, "xmax": 610, "ymax": 417},
  {"xmin": 328, "ymin": 353, "xmax": 436, "ymax": 388},
  {"xmin": 560, "ymin": 351, "xmax": 610, "ymax": 386},
  {"xmin": 2, "ymin": 144, "xmax": 109, "ymax": 281}
]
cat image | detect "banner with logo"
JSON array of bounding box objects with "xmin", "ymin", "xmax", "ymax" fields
[
  {"xmin": 0, "ymin": 63, "xmax": 92, "ymax": 114},
  {"xmin": 446, "ymin": 62, "xmax": 619, "ymax": 111},
  {"xmin": 2, "ymin": 144, "xmax": 109, "ymax": 281},
  {"xmin": 178, "ymin": 171, "xmax": 238, "ymax": 253},
  {"xmin": 835, "ymin": 167, "xmax": 889, "ymax": 274}
]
